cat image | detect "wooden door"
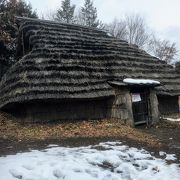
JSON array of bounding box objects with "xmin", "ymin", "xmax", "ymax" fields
[{"xmin": 132, "ymin": 92, "xmax": 149, "ymax": 125}]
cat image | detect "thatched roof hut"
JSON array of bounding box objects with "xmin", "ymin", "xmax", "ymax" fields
[{"xmin": 0, "ymin": 17, "xmax": 179, "ymax": 125}]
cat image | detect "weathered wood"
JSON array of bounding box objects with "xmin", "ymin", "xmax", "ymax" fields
[
  {"xmin": 110, "ymin": 88, "xmax": 134, "ymax": 126},
  {"xmin": 158, "ymin": 95, "xmax": 179, "ymax": 115},
  {"xmin": 7, "ymin": 99, "xmax": 112, "ymax": 123},
  {"xmin": 149, "ymin": 89, "xmax": 159, "ymax": 124}
]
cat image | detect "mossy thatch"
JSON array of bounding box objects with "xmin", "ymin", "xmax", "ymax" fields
[{"xmin": 0, "ymin": 17, "xmax": 179, "ymax": 109}]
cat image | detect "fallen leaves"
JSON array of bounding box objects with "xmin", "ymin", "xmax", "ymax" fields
[
  {"xmin": 0, "ymin": 116, "xmax": 156, "ymax": 146},
  {"xmin": 0, "ymin": 111, "xmax": 179, "ymax": 149}
]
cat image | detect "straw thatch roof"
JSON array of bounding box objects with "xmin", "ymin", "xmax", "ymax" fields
[{"xmin": 0, "ymin": 17, "xmax": 179, "ymax": 109}]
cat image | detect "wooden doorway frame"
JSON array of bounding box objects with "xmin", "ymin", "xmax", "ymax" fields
[{"xmin": 130, "ymin": 88, "xmax": 152, "ymax": 125}]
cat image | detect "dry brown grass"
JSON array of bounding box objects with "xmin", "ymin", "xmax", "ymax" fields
[
  {"xmin": 0, "ymin": 111, "xmax": 179, "ymax": 148},
  {"xmin": 0, "ymin": 112, "xmax": 157, "ymax": 144}
]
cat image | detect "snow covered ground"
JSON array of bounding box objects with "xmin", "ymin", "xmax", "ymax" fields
[
  {"xmin": 165, "ymin": 118, "xmax": 180, "ymax": 122},
  {"xmin": 0, "ymin": 142, "xmax": 179, "ymax": 180}
]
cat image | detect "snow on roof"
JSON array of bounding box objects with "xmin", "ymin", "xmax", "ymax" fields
[
  {"xmin": 123, "ymin": 78, "xmax": 160, "ymax": 85},
  {"xmin": 106, "ymin": 32, "xmax": 113, "ymax": 37}
]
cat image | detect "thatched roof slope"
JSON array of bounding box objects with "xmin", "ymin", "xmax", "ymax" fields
[{"xmin": 0, "ymin": 17, "xmax": 179, "ymax": 109}]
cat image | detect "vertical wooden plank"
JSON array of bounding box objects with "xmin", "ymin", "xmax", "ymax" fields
[{"xmin": 149, "ymin": 89, "xmax": 159, "ymax": 124}]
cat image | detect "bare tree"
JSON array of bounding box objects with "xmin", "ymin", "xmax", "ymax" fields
[
  {"xmin": 106, "ymin": 14, "xmax": 178, "ymax": 64},
  {"xmin": 44, "ymin": 9, "xmax": 56, "ymax": 20},
  {"xmin": 105, "ymin": 18, "xmax": 127, "ymax": 39},
  {"xmin": 125, "ymin": 14, "xmax": 149, "ymax": 48},
  {"xmin": 106, "ymin": 14, "xmax": 150, "ymax": 49},
  {"xmin": 148, "ymin": 36, "xmax": 178, "ymax": 64}
]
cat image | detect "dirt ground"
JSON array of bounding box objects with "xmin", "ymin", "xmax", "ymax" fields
[{"xmin": 0, "ymin": 112, "xmax": 180, "ymax": 162}]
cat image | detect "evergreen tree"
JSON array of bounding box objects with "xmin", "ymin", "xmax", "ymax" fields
[
  {"xmin": 55, "ymin": 0, "xmax": 75, "ymax": 23},
  {"xmin": 15, "ymin": 0, "xmax": 37, "ymax": 18},
  {"xmin": 80, "ymin": 0, "xmax": 100, "ymax": 28},
  {"xmin": 0, "ymin": 0, "xmax": 37, "ymax": 66}
]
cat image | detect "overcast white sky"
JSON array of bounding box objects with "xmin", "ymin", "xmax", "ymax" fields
[{"xmin": 29, "ymin": 0, "xmax": 180, "ymax": 57}]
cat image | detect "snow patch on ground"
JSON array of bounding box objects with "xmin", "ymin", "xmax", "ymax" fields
[
  {"xmin": 47, "ymin": 144, "xmax": 59, "ymax": 148},
  {"xmin": 159, "ymin": 151, "xmax": 177, "ymax": 161},
  {"xmin": 0, "ymin": 141, "xmax": 179, "ymax": 180},
  {"xmin": 165, "ymin": 154, "xmax": 177, "ymax": 161},
  {"xmin": 165, "ymin": 118, "xmax": 180, "ymax": 122},
  {"xmin": 123, "ymin": 78, "xmax": 160, "ymax": 85},
  {"xmin": 159, "ymin": 151, "xmax": 166, "ymax": 156}
]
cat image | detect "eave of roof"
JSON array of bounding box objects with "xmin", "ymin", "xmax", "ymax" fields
[{"xmin": 0, "ymin": 17, "xmax": 179, "ymax": 109}]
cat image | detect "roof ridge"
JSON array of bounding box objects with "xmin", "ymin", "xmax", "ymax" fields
[{"xmin": 15, "ymin": 16, "xmax": 106, "ymax": 33}]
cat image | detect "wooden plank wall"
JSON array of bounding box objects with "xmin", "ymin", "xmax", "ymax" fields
[{"xmin": 158, "ymin": 95, "xmax": 179, "ymax": 114}]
